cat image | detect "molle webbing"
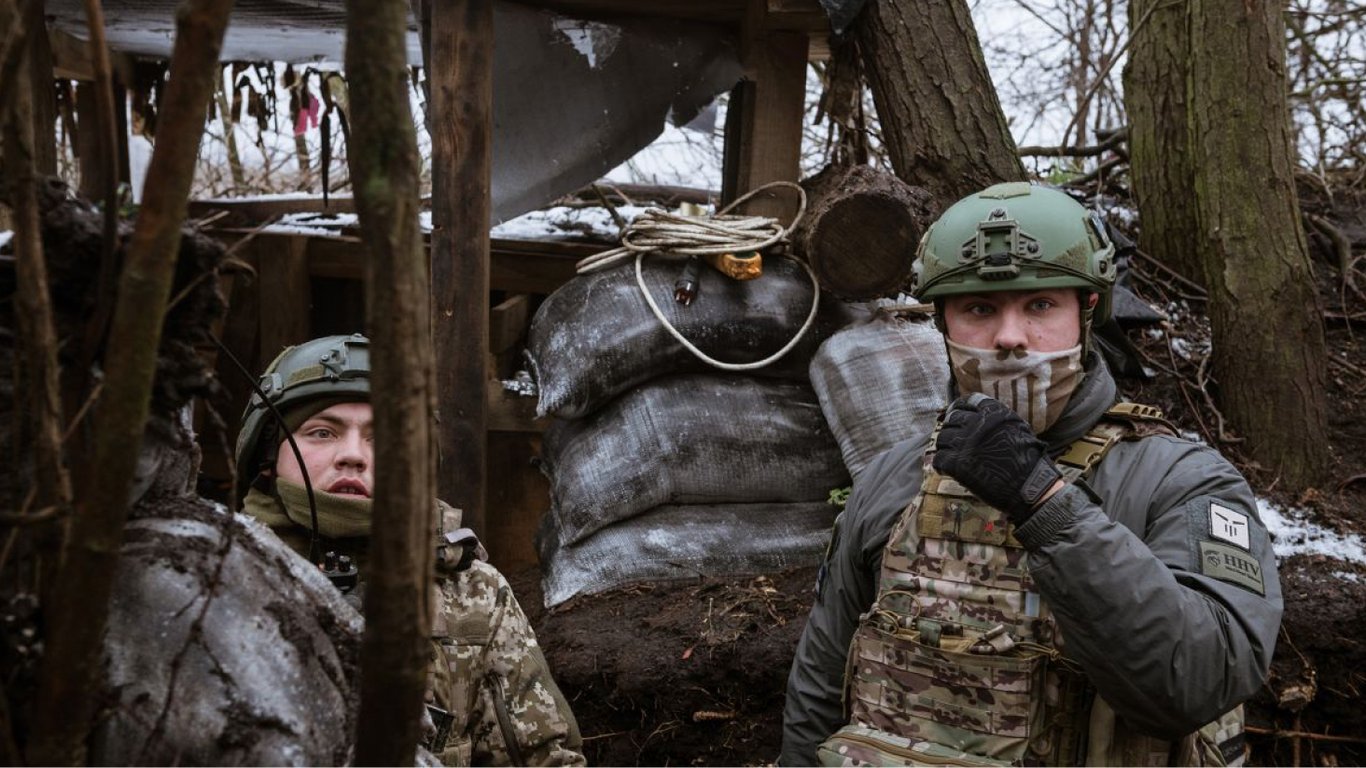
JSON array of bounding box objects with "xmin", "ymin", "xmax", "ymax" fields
[{"xmin": 839, "ymin": 408, "xmax": 1157, "ymax": 766}]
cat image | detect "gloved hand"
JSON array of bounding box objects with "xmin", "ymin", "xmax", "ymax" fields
[{"xmin": 932, "ymin": 393, "xmax": 1063, "ymax": 525}]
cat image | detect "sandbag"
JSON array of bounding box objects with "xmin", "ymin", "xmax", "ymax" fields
[
  {"xmin": 92, "ymin": 498, "xmax": 362, "ymax": 766},
  {"xmin": 526, "ymin": 254, "xmax": 870, "ymax": 419},
  {"xmin": 538, "ymin": 501, "xmax": 836, "ymax": 607},
  {"xmin": 808, "ymin": 310, "xmax": 949, "ymax": 478},
  {"xmin": 539, "ymin": 374, "xmax": 849, "ymax": 546}
]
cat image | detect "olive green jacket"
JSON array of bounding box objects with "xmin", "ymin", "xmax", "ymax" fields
[{"xmin": 781, "ymin": 356, "xmax": 1282, "ymax": 765}]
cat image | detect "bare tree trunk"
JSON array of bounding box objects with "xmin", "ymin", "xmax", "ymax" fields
[
  {"xmin": 346, "ymin": 0, "xmax": 435, "ymax": 762},
  {"xmin": 854, "ymin": 0, "xmax": 1025, "ymax": 203},
  {"xmin": 1189, "ymin": 0, "xmax": 1331, "ymax": 489},
  {"xmin": 25, "ymin": 1, "xmax": 236, "ymax": 763},
  {"xmin": 215, "ymin": 78, "xmax": 245, "ymax": 191},
  {"xmin": 2, "ymin": 0, "xmax": 70, "ymax": 574},
  {"xmin": 1124, "ymin": 0, "xmax": 1204, "ymax": 284}
]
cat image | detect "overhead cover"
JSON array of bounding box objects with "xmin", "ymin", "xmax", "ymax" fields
[{"xmin": 43, "ymin": 0, "xmax": 741, "ymax": 222}]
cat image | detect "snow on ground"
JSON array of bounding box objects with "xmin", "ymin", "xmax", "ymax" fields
[{"xmin": 1258, "ymin": 497, "xmax": 1366, "ymax": 567}]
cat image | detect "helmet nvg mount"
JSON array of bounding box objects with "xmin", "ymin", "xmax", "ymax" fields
[
  {"xmin": 233, "ymin": 333, "xmax": 371, "ymax": 504},
  {"xmin": 912, "ymin": 182, "xmax": 1117, "ymax": 323}
]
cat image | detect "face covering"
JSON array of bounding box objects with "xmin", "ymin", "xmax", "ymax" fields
[
  {"xmin": 243, "ymin": 477, "xmax": 372, "ymax": 539},
  {"xmin": 946, "ymin": 338, "xmax": 1085, "ymax": 434}
]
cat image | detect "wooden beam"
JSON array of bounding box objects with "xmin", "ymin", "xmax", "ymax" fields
[
  {"xmin": 50, "ymin": 27, "xmax": 94, "ymax": 81},
  {"xmin": 723, "ymin": 1, "xmax": 809, "ymax": 220},
  {"xmin": 487, "ymin": 381, "xmax": 548, "ymax": 434},
  {"xmin": 429, "ymin": 0, "xmax": 493, "ymax": 534}
]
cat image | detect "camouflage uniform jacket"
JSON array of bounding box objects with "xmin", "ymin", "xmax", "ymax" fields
[
  {"xmin": 429, "ymin": 555, "xmax": 585, "ymax": 767},
  {"xmin": 780, "ymin": 354, "xmax": 1283, "ymax": 766},
  {"xmin": 252, "ymin": 498, "xmax": 584, "ymax": 767}
]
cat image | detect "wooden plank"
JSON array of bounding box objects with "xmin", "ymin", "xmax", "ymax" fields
[
  {"xmin": 483, "ymin": 433, "xmax": 550, "ymax": 572},
  {"xmin": 76, "ymin": 81, "xmax": 102, "ymax": 199},
  {"xmin": 723, "ymin": 1, "xmax": 809, "ymax": 221},
  {"xmin": 255, "ymin": 235, "xmax": 312, "ymax": 360},
  {"xmin": 487, "ymin": 380, "xmax": 549, "ymax": 434},
  {"xmin": 429, "ymin": 0, "xmax": 494, "ymax": 536},
  {"xmin": 26, "ymin": 2, "xmax": 57, "ymax": 175},
  {"xmin": 490, "ymin": 294, "xmax": 531, "ymax": 354},
  {"xmin": 527, "ymin": 0, "xmax": 828, "ymax": 29},
  {"xmin": 188, "ymin": 195, "xmax": 361, "ymax": 223},
  {"xmin": 307, "ymin": 234, "xmax": 586, "ymax": 294},
  {"xmin": 50, "ymin": 27, "xmax": 94, "ymax": 81}
]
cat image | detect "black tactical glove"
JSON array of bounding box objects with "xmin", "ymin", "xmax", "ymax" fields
[{"xmin": 932, "ymin": 393, "xmax": 1063, "ymax": 526}]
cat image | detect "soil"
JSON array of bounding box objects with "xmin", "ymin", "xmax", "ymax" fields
[{"xmin": 515, "ymin": 182, "xmax": 1366, "ymax": 767}]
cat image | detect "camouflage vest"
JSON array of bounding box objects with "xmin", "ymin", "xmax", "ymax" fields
[{"xmin": 818, "ymin": 404, "xmax": 1246, "ymax": 767}]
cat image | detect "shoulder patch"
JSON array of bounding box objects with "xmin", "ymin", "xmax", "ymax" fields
[
  {"xmin": 1209, "ymin": 502, "xmax": 1251, "ymax": 550},
  {"xmin": 1199, "ymin": 541, "xmax": 1266, "ymax": 596}
]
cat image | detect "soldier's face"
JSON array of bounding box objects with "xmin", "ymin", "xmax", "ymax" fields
[
  {"xmin": 275, "ymin": 402, "xmax": 374, "ymax": 498},
  {"xmin": 942, "ymin": 288, "xmax": 1087, "ymax": 353}
]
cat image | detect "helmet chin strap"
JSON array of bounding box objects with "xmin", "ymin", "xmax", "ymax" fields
[{"xmin": 211, "ymin": 332, "xmax": 322, "ymax": 563}]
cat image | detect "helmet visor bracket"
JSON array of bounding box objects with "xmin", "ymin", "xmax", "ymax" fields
[{"xmin": 964, "ymin": 216, "xmax": 1042, "ymax": 282}]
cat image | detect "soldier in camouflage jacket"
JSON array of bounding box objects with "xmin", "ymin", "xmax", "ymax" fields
[{"xmin": 235, "ymin": 334, "xmax": 585, "ymax": 766}]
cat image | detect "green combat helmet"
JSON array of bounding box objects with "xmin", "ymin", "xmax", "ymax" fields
[
  {"xmin": 913, "ymin": 182, "xmax": 1117, "ymax": 326},
  {"xmin": 233, "ymin": 333, "xmax": 371, "ymax": 506}
]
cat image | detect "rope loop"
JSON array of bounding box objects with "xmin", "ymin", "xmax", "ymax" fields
[{"xmin": 573, "ymin": 181, "xmax": 820, "ymax": 373}]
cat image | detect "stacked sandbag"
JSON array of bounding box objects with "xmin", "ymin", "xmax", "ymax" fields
[
  {"xmin": 808, "ymin": 309, "xmax": 950, "ymax": 478},
  {"xmin": 529, "ymin": 256, "xmax": 866, "ymax": 606},
  {"xmin": 526, "ymin": 253, "xmax": 866, "ymax": 419}
]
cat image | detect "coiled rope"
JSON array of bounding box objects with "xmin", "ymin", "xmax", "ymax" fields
[{"xmin": 575, "ymin": 181, "xmax": 819, "ymax": 373}]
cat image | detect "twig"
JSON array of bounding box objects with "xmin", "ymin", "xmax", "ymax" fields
[
  {"xmin": 591, "ymin": 183, "xmax": 627, "ymax": 231},
  {"xmin": 1246, "ymin": 724, "xmax": 1366, "ymax": 745},
  {"xmin": 1017, "ymin": 128, "xmax": 1127, "ymax": 158},
  {"xmin": 0, "ymin": 506, "xmax": 63, "ymax": 526},
  {"xmin": 1196, "ymin": 353, "xmax": 1244, "ymax": 444},
  {"xmin": 1165, "ymin": 336, "xmax": 1213, "ymax": 445},
  {"xmin": 61, "ymin": 379, "xmax": 104, "ymax": 442}
]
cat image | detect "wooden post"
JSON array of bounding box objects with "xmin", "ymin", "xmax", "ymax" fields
[
  {"xmin": 23, "ymin": 0, "xmax": 56, "ymax": 175},
  {"xmin": 722, "ymin": 2, "xmax": 808, "ymax": 221},
  {"xmin": 256, "ymin": 235, "xmax": 312, "ymax": 356},
  {"xmin": 429, "ymin": 0, "xmax": 492, "ymax": 538}
]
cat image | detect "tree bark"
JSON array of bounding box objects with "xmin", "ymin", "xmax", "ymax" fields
[
  {"xmin": 854, "ymin": 0, "xmax": 1025, "ymax": 203},
  {"xmin": 791, "ymin": 164, "xmax": 936, "ymax": 300},
  {"xmin": 24, "ymin": 0, "xmax": 235, "ymax": 764},
  {"xmin": 1189, "ymin": 0, "xmax": 1331, "ymax": 489},
  {"xmin": 1123, "ymin": 0, "xmax": 1203, "ymax": 284},
  {"xmin": 346, "ymin": 0, "xmax": 436, "ymax": 762}
]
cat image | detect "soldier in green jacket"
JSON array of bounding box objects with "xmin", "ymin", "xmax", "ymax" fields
[
  {"xmin": 782, "ymin": 183, "xmax": 1282, "ymax": 767},
  {"xmin": 235, "ymin": 334, "xmax": 584, "ymax": 767}
]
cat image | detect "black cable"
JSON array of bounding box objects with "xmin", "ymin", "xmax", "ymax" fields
[{"xmin": 209, "ymin": 332, "xmax": 322, "ymax": 563}]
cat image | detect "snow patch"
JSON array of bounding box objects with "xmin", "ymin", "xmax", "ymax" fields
[{"xmin": 1258, "ymin": 498, "xmax": 1366, "ymax": 565}]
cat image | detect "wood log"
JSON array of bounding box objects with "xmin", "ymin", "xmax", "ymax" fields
[{"xmin": 791, "ymin": 164, "xmax": 938, "ymax": 300}]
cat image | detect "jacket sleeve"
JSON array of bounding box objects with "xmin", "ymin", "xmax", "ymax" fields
[
  {"xmin": 1015, "ymin": 435, "xmax": 1283, "ymax": 739},
  {"xmin": 437, "ymin": 562, "xmax": 585, "ymax": 767},
  {"xmin": 780, "ymin": 439, "xmax": 927, "ymax": 766}
]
